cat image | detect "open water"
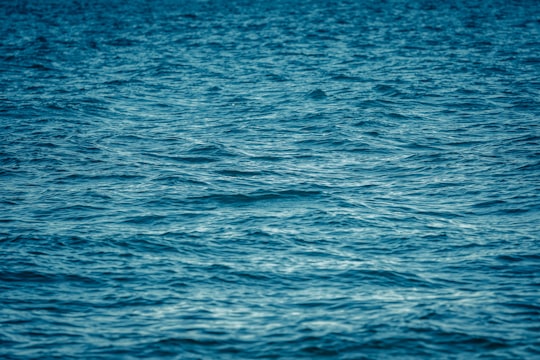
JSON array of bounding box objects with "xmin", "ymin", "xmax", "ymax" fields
[{"xmin": 1, "ymin": 0, "xmax": 540, "ymax": 358}]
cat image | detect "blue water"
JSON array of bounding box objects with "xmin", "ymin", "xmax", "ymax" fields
[{"xmin": 1, "ymin": 0, "xmax": 539, "ymax": 358}]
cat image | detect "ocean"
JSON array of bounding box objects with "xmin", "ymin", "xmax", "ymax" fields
[{"xmin": 1, "ymin": 0, "xmax": 539, "ymax": 358}]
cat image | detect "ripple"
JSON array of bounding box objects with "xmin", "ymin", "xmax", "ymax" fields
[{"xmin": 1, "ymin": 0, "xmax": 539, "ymax": 358}]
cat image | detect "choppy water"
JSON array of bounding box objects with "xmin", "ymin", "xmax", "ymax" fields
[{"xmin": 1, "ymin": 0, "xmax": 540, "ymax": 358}]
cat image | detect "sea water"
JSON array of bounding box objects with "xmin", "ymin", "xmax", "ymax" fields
[{"xmin": 1, "ymin": 0, "xmax": 539, "ymax": 358}]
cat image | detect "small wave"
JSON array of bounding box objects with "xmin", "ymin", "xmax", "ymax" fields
[
  {"xmin": 307, "ymin": 89, "xmax": 328, "ymax": 100},
  {"xmin": 215, "ymin": 169, "xmax": 263, "ymax": 177},
  {"xmin": 144, "ymin": 152, "xmax": 219, "ymax": 164},
  {"xmin": 189, "ymin": 189, "xmax": 322, "ymax": 205},
  {"xmin": 0, "ymin": 270, "xmax": 101, "ymax": 286}
]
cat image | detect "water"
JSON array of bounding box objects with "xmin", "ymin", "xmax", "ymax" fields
[{"xmin": 1, "ymin": 0, "xmax": 539, "ymax": 358}]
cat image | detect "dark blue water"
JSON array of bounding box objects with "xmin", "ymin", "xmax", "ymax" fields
[{"xmin": 1, "ymin": 0, "xmax": 539, "ymax": 358}]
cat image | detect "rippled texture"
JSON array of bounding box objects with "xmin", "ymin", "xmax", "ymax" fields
[{"xmin": 1, "ymin": 0, "xmax": 540, "ymax": 358}]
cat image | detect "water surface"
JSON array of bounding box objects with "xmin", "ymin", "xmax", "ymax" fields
[{"xmin": 1, "ymin": 0, "xmax": 539, "ymax": 358}]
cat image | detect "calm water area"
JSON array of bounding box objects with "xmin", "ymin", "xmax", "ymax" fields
[{"xmin": 1, "ymin": 0, "xmax": 539, "ymax": 358}]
